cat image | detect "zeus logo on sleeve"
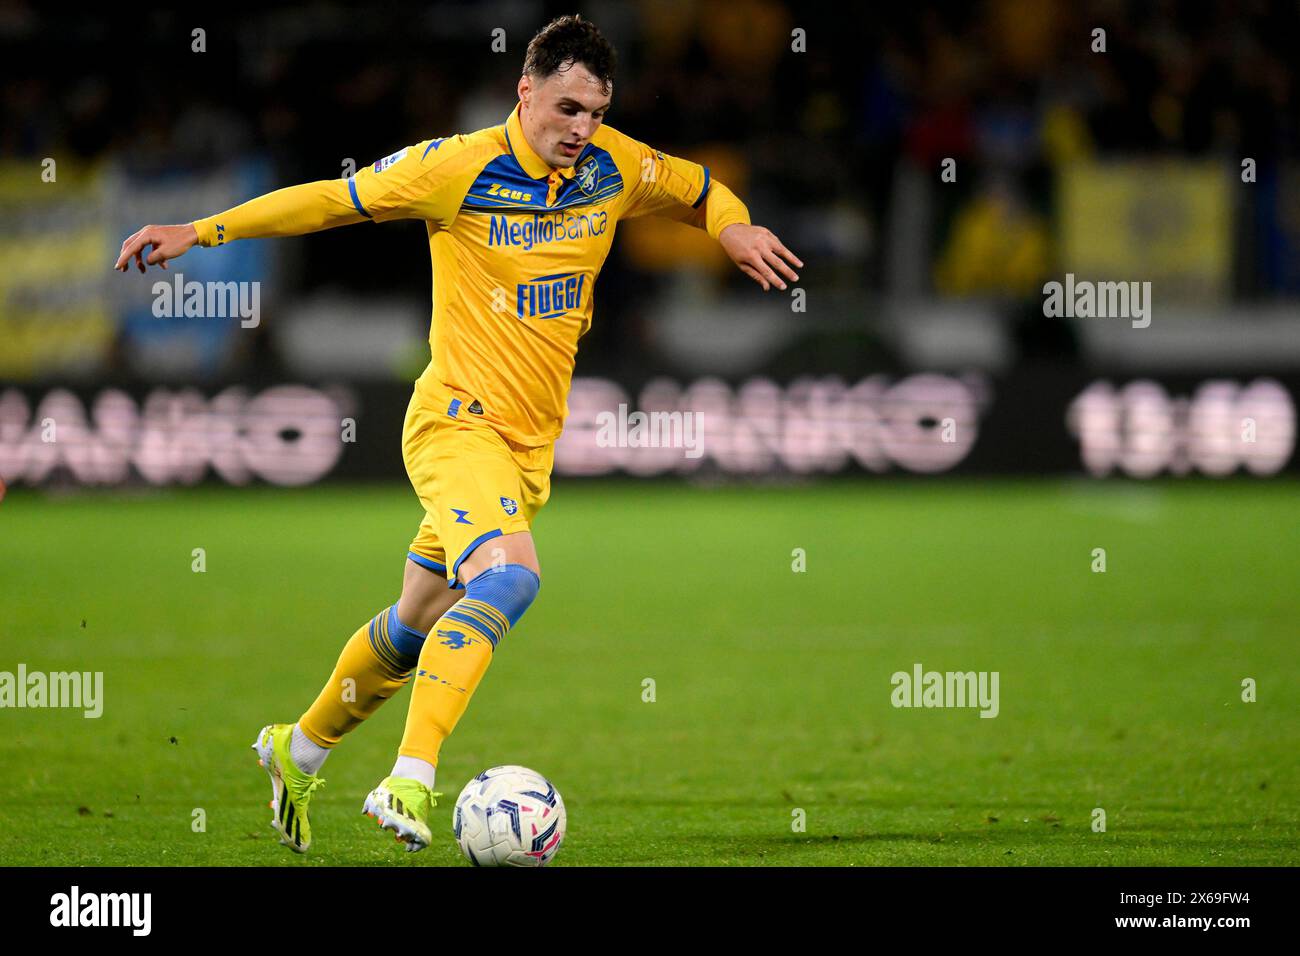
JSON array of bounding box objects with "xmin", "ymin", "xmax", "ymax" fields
[{"xmin": 517, "ymin": 273, "xmax": 587, "ymax": 321}]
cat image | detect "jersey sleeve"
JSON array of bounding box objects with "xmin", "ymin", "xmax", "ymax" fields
[
  {"xmin": 614, "ymin": 133, "xmax": 713, "ymax": 222},
  {"xmin": 649, "ymin": 178, "xmax": 752, "ymax": 239},
  {"xmin": 191, "ymin": 180, "xmax": 364, "ymax": 246},
  {"xmin": 346, "ymin": 137, "xmax": 472, "ymax": 228}
]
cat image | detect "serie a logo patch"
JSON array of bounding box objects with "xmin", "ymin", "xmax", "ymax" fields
[{"xmin": 372, "ymin": 148, "xmax": 407, "ymax": 173}]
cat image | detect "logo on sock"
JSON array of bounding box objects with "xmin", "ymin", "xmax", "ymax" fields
[
  {"xmin": 437, "ymin": 629, "xmax": 484, "ymax": 650},
  {"xmin": 416, "ymin": 668, "xmax": 467, "ymax": 693}
]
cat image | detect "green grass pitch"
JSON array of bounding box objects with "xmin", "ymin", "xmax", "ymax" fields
[{"xmin": 1, "ymin": 478, "xmax": 1296, "ymax": 866}]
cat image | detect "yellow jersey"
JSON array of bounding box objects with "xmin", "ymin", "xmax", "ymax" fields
[{"xmin": 193, "ymin": 103, "xmax": 750, "ymax": 446}]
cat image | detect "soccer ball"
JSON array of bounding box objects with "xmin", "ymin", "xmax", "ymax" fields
[{"xmin": 452, "ymin": 765, "xmax": 566, "ymax": 866}]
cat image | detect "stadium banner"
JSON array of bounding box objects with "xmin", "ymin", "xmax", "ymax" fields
[
  {"xmin": 1058, "ymin": 160, "xmax": 1232, "ymax": 303},
  {"xmin": 0, "ymin": 371, "xmax": 1295, "ymax": 489},
  {"xmin": 0, "ymin": 159, "xmax": 275, "ymax": 384},
  {"xmin": 106, "ymin": 160, "xmax": 278, "ymax": 381},
  {"xmin": 0, "ymin": 162, "xmax": 115, "ymax": 382}
]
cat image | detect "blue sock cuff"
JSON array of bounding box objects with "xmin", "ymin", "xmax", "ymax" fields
[
  {"xmin": 437, "ymin": 564, "xmax": 539, "ymax": 650},
  {"xmin": 464, "ymin": 564, "xmax": 540, "ymax": 629},
  {"xmin": 386, "ymin": 604, "xmax": 428, "ymax": 659}
]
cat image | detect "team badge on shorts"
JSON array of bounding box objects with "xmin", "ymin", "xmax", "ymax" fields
[{"xmin": 500, "ymin": 496, "xmax": 518, "ymax": 516}]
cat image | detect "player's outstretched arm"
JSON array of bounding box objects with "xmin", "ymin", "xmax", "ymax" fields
[
  {"xmin": 115, "ymin": 179, "xmax": 368, "ymax": 273},
  {"xmin": 653, "ymin": 177, "xmax": 802, "ymax": 292},
  {"xmin": 718, "ymin": 222, "xmax": 802, "ymax": 292}
]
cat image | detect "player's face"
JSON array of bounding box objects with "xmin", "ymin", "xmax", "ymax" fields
[{"xmin": 518, "ymin": 62, "xmax": 611, "ymax": 169}]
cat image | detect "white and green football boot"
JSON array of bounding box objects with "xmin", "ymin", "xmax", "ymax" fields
[
  {"xmin": 251, "ymin": 723, "xmax": 326, "ymax": 854},
  {"xmin": 362, "ymin": 776, "xmax": 443, "ymax": 853}
]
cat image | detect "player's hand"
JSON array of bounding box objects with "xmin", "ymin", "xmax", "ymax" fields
[
  {"xmin": 114, "ymin": 223, "xmax": 199, "ymax": 273},
  {"xmin": 718, "ymin": 223, "xmax": 802, "ymax": 291}
]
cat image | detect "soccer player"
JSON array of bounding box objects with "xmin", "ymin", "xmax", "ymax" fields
[{"xmin": 115, "ymin": 15, "xmax": 801, "ymax": 854}]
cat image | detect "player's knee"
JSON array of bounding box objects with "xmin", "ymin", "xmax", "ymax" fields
[{"xmin": 463, "ymin": 563, "xmax": 540, "ymax": 632}]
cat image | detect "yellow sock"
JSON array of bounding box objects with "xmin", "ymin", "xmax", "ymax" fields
[
  {"xmin": 398, "ymin": 564, "xmax": 540, "ymax": 765},
  {"xmin": 396, "ymin": 602, "xmax": 499, "ymax": 764},
  {"xmin": 298, "ymin": 605, "xmax": 423, "ymax": 748}
]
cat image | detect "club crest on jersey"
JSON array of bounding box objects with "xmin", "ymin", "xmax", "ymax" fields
[
  {"xmin": 500, "ymin": 496, "xmax": 518, "ymax": 516},
  {"xmin": 372, "ymin": 148, "xmax": 407, "ymax": 173},
  {"xmin": 576, "ymin": 157, "xmax": 598, "ymax": 195},
  {"xmin": 516, "ymin": 272, "xmax": 586, "ymax": 320}
]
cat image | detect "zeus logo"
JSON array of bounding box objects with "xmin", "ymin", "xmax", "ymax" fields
[
  {"xmin": 517, "ymin": 273, "xmax": 586, "ymax": 321},
  {"xmin": 486, "ymin": 183, "xmax": 534, "ymax": 202}
]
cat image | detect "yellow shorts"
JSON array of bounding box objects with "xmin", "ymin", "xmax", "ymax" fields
[{"xmin": 402, "ymin": 387, "xmax": 554, "ymax": 588}]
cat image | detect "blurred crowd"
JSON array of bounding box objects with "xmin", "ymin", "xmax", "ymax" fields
[
  {"xmin": 7, "ymin": 3, "xmax": 1296, "ymax": 174},
  {"xmin": 2, "ymin": 0, "xmax": 1298, "ymax": 380}
]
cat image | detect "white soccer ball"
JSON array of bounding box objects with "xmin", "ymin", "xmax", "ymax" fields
[{"xmin": 452, "ymin": 765, "xmax": 566, "ymax": 866}]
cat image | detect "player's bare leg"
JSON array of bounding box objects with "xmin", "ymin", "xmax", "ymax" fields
[
  {"xmin": 398, "ymin": 556, "xmax": 470, "ymax": 631},
  {"xmin": 364, "ymin": 532, "xmax": 542, "ymax": 851}
]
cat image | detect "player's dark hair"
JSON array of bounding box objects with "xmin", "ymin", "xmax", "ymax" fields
[{"xmin": 522, "ymin": 15, "xmax": 616, "ymax": 94}]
